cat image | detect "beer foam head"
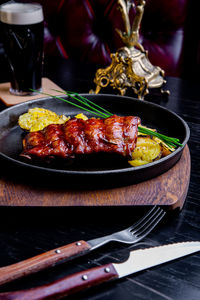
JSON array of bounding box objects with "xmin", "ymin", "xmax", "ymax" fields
[{"xmin": 0, "ymin": 2, "xmax": 44, "ymax": 25}]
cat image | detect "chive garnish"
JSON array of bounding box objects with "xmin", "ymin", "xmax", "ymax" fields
[
  {"xmin": 138, "ymin": 126, "xmax": 183, "ymax": 148},
  {"xmin": 30, "ymin": 89, "xmax": 183, "ymax": 148},
  {"xmin": 29, "ymin": 90, "xmax": 106, "ymax": 118},
  {"xmin": 52, "ymin": 89, "xmax": 113, "ymax": 118}
]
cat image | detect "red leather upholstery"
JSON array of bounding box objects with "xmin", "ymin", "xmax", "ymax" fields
[{"xmin": 35, "ymin": 0, "xmax": 189, "ymax": 77}]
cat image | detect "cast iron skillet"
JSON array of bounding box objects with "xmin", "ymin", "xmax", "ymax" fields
[{"xmin": 0, "ymin": 94, "xmax": 190, "ymax": 188}]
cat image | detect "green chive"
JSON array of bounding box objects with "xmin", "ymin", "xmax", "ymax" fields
[
  {"xmin": 66, "ymin": 91, "xmax": 113, "ymax": 116},
  {"xmin": 29, "ymin": 89, "xmax": 105, "ymax": 118},
  {"xmin": 52, "ymin": 89, "xmax": 113, "ymax": 118},
  {"xmin": 138, "ymin": 126, "xmax": 183, "ymax": 147},
  {"xmin": 52, "ymin": 89, "xmax": 110, "ymax": 118}
]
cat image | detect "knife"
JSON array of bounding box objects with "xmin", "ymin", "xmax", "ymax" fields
[
  {"xmin": 0, "ymin": 206, "xmax": 165, "ymax": 286},
  {"xmin": 0, "ymin": 241, "xmax": 199, "ymax": 300}
]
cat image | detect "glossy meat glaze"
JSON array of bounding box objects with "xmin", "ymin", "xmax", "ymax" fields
[{"xmin": 21, "ymin": 115, "xmax": 140, "ymax": 159}]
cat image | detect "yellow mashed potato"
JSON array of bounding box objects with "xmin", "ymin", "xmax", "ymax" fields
[{"xmin": 18, "ymin": 108, "xmax": 89, "ymax": 132}]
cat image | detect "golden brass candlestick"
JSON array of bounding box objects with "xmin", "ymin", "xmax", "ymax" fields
[{"xmin": 91, "ymin": 0, "xmax": 169, "ymax": 99}]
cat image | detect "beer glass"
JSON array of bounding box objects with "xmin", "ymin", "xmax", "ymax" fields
[{"xmin": 0, "ymin": 1, "xmax": 44, "ymax": 95}]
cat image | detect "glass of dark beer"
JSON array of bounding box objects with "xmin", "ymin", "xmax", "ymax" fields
[{"xmin": 0, "ymin": 1, "xmax": 44, "ymax": 95}]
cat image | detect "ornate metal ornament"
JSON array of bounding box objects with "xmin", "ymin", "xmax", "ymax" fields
[{"xmin": 91, "ymin": 0, "xmax": 169, "ymax": 99}]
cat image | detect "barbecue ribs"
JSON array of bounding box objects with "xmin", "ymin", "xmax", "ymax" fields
[{"xmin": 21, "ymin": 115, "xmax": 140, "ymax": 160}]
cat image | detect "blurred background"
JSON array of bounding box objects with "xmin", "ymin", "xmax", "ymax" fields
[{"xmin": 0, "ymin": 0, "xmax": 199, "ymax": 83}]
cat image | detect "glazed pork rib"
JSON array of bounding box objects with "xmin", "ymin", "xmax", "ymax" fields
[{"xmin": 21, "ymin": 115, "xmax": 140, "ymax": 160}]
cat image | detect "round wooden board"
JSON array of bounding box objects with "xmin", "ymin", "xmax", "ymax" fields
[{"xmin": 0, "ymin": 145, "xmax": 190, "ymax": 209}]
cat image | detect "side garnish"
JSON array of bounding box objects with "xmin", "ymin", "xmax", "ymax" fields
[{"xmin": 18, "ymin": 107, "xmax": 69, "ymax": 132}]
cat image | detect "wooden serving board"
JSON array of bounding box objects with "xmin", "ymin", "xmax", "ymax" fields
[
  {"xmin": 0, "ymin": 146, "xmax": 190, "ymax": 209},
  {"xmin": 0, "ymin": 78, "xmax": 64, "ymax": 106}
]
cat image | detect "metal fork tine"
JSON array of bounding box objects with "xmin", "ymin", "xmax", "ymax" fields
[
  {"xmin": 88, "ymin": 206, "xmax": 166, "ymax": 249},
  {"xmin": 133, "ymin": 209, "xmax": 166, "ymax": 240},
  {"xmin": 127, "ymin": 206, "xmax": 158, "ymax": 231},
  {"xmin": 130, "ymin": 207, "xmax": 163, "ymax": 234}
]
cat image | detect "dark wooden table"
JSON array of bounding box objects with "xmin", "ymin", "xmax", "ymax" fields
[{"xmin": 0, "ymin": 57, "xmax": 200, "ymax": 299}]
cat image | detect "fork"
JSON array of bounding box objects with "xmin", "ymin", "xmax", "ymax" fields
[{"xmin": 0, "ymin": 206, "xmax": 165, "ymax": 286}]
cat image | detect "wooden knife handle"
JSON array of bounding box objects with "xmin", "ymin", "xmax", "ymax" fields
[
  {"xmin": 0, "ymin": 263, "xmax": 118, "ymax": 300},
  {"xmin": 0, "ymin": 240, "xmax": 91, "ymax": 286}
]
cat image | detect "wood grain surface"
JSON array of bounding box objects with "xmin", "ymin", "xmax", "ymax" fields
[
  {"xmin": 0, "ymin": 263, "xmax": 118, "ymax": 300},
  {"xmin": 0, "ymin": 145, "xmax": 190, "ymax": 209},
  {"xmin": 0, "ymin": 240, "xmax": 91, "ymax": 286},
  {"xmin": 0, "ymin": 78, "xmax": 63, "ymax": 106}
]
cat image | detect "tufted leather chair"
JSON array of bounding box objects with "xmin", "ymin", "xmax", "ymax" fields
[{"xmin": 36, "ymin": 0, "xmax": 192, "ymax": 78}]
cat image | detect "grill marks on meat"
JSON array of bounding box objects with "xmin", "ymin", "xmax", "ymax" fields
[{"xmin": 21, "ymin": 115, "xmax": 140, "ymax": 160}]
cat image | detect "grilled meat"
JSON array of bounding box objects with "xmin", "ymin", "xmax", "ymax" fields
[{"xmin": 21, "ymin": 115, "xmax": 140, "ymax": 160}]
